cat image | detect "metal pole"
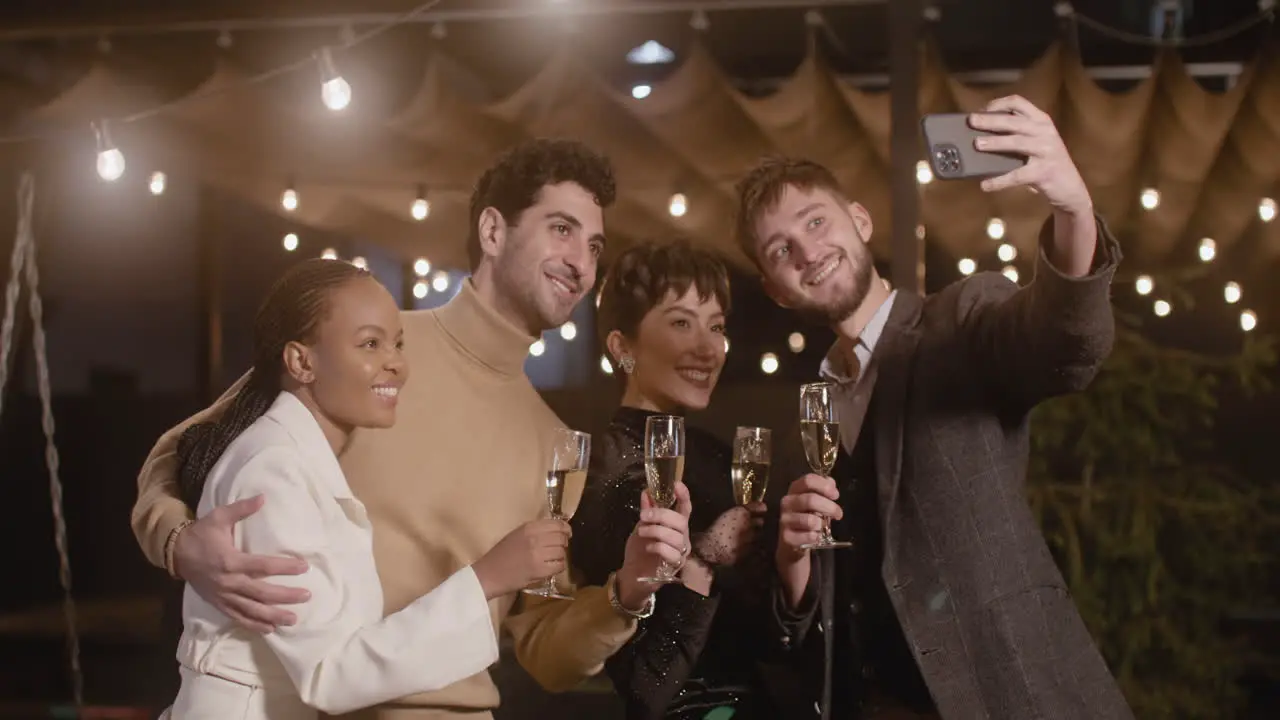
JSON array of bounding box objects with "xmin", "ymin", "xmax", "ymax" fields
[
  {"xmin": 0, "ymin": 0, "xmax": 887, "ymax": 41},
  {"xmin": 889, "ymin": 0, "xmax": 923, "ymax": 294}
]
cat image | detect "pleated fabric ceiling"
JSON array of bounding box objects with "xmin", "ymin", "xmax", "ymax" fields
[{"xmin": 3, "ymin": 38, "xmax": 1278, "ymax": 285}]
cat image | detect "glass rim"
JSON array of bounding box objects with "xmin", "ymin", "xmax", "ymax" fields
[
  {"xmin": 800, "ymin": 381, "xmax": 836, "ymax": 392},
  {"xmin": 554, "ymin": 427, "xmax": 591, "ymax": 440},
  {"xmin": 645, "ymin": 414, "xmax": 685, "ymax": 424},
  {"xmin": 734, "ymin": 425, "xmax": 772, "ymax": 435}
]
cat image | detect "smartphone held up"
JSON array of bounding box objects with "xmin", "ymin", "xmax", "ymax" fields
[{"xmin": 920, "ymin": 112, "xmax": 1029, "ymax": 181}]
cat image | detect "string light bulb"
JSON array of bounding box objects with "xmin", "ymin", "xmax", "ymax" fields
[
  {"xmin": 411, "ymin": 185, "xmax": 430, "ymax": 221},
  {"xmin": 1153, "ymin": 299, "xmax": 1171, "ymax": 317},
  {"xmin": 986, "ymin": 218, "xmax": 1005, "ymax": 240},
  {"xmin": 283, "ymin": 233, "xmax": 299, "ymax": 251},
  {"xmin": 529, "ymin": 339, "xmax": 546, "ymax": 357},
  {"xmin": 1240, "ymin": 309, "xmax": 1257, "ymax": 332},
  {"xmin": 997, "ymin": 243, "xmax": 1017, "ymax": 262},
  {"xmin": 1260, "ymin": 197, "xmax": 1277, "ymax": 223},
  {"xmin": 413, "ymin": 257, "xmax": 430, "ymax": 276},
  {"xmin": 412, "ymin": 281, "xmax": 428, "ymax": 299},
  {"xmin": 148, "ymin": 171, "xmax": 166, "ymax": 195},
  {"xmin": 957, "ymin": 258, "xmax": 976, "ymax": 275},
  {"xmin": 351, "ymin": 256, "xmax": 368, "ymax": 270},
  {"xmin": 1140, "ymin": 187, "xmax": 1160, "ymax": 210},
  {"xmin": 282, "ymin": 184, "xmax": 298, "ymax": 212},
  {"xmin": 915, "ymin": 160, "xmax": 933, "ymax": 184},
  {"xmin": 600, "ymin": 355, "xmax": 614, "ymax": 374},
  {"xmin": 723, "ymin": 336, "xmax": 730, "ymax": 353},
  {"xmin": 760, "ymin": 352, "xmax": 779, "ymax": 375},
  {"xmin": 317, "ymin": 48, "xmax": 352, "ymax": 111},
  {"xmin": 788, "ymin": 332, "xmax": 806, "ymax": 353},
  {"xmin": 1197, "ymin": 237, "xmax": 1216, "ymax": 262},
  {"xmin": 321, "ymin": 247, "xmax": 338, "ymax": 260},
  {"xmin": 1224, "ymin": 281, "xmax": 1242, "ymax": 304},
  {"xmin": 431, "ymin": 270, "xmax": 449, "ymax": 292},
  {"xmin": 1002, "ymin": 266, "xmax": 1020, "ymax": 284},
  {"xmin": 1135, "ymin": 275, "xmax": 1154, "ymax": 296},
  {"xmin": 93, "ymin": 121, "xmax": 125, "ymax": 182},
  {"xmin": 560, "ymin": 321, "xmax": 577, "ymax": 341},
  {"xmin": 668, "ymin": 192, "xmax": 688, "ymax": 217}
]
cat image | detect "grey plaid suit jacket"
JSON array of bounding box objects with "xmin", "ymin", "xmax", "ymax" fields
[{"xmin": 765, "ymin": 215, "xmax": 1135, "ymax": 720}]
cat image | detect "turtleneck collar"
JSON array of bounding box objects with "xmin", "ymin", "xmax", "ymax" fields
[{"xmin": 434, "ymin": 278, "xmax": 536, "ymax": 377}]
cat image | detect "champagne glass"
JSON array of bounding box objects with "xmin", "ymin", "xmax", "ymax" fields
[
  {"xmin": 638, "ymin": 415, "xmax": 685, "ymax": 584},
  {"xmin": 523, "ymin": 427, "xmax": 590, "ymax": 600},
  {"xmin": 732, "ymin": 427, "xmax": 772, "ymax": 505},
  {"xmin": 799, "ymin": 382, "xmax": 851, "ymax": 550}
]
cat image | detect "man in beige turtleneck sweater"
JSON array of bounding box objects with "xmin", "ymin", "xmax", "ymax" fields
[{"xmin": 131, "ymin": 140, "xmax": 689, "ymax": 719}]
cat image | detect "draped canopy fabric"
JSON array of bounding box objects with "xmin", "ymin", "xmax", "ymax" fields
[{"xmin": 3, "ymin": 38, "xmax": 1279, "ymax": 287}]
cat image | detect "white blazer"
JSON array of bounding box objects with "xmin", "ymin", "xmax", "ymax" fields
[{"xmin": 166, "ymin": 391, "xmax": 498, "ymax": 720}]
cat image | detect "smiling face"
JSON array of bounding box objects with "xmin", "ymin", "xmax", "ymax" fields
[
  {"xmin": 286, "ymin": 274, "xmax": 408, "ymax": 431},
  {"xmin": 483, "ymin": 181, "xmax": 605, "ymax": 333},
  {"xmin": 612, "ymin": 286, "xmax": 727, "ymax": 413},
  {"xmin": 751, "ymin": 184, "xmax": 875, "ymax": 325}
]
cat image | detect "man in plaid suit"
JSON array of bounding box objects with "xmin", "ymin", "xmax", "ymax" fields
[{"xmin": 734, "ymin": 96, "xmax": 1135, "ymax": 720}]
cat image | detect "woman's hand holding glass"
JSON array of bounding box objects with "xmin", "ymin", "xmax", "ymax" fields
[{"xmin": 613, "ymin": 481, "xmax": 693, "ymax": 608}]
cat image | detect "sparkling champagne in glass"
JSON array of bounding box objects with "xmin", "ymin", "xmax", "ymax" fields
[
  {"xmin": 639, "ymin": 415, "xmax": 685, "ymax": 584},
  {"xmin": 799, "ymin": 382, "xmax": 851, "ymax": 550},
  {"xmin": 732, "ymin": 427, "xmax": 772, "ymax": 505},
  {"xmin": 522, "ymin": 427, "xmax": 590, "ymax": 600}
]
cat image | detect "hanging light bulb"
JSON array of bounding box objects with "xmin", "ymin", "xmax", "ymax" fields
[
  {"xmin": 600, "ymin": 355, "xmax": 614, "ymax": 374},
  {"xmin": 282, "ymin": 183, "xmax": 298, "ymax": 212},
  {"xmin": 351, "ymin": 256, "xmax": 368, "ymax": 270},
  {"xmin": 413, "ymin": 257, "xmax": 430, "ymax": 276},
  {"xmin": 1240, "ymin": 309, "xmax": 1258, "ymax": 332},
  {"xmin": 997, "ymin": 243, "xmax": 1017, "ymax": 262},
  {"xmin": 1135, "ymin": 275, "xmax": 1154, "ymax": 296},
  {"xmin": 431, "ymin": 270, "xmax": 449, "ymax": 292},
  {"xmin": 149, "ymin": 171, "xmax": 166, "ymax": 195},
  {"xmin": 321, "ymin": 247, "xmax": 338, "ymax": 260},
  {"xmin": 560, "ymin": 321, "xmax": 577, "ymax": 341},
  {"xmin": 317, "ymin": 48, "xmax": 352, "ymax": 111},
  {"xmin": 283, "ymin": 233, "xmax": 299, "ymax": 251},
  {"xmin": 411, "ymin": 185, "xmax": 430, "ymax": 221},
  {"xmin": 986, "ymin": 218, "xmax": 1005, "ymax": 240},
  {"xmin": 1260, "ymin": 197, "xmax": 1277, "ymax": 223},
  {"xmin": 1153, "ymin": 299, "xmax": 1171, "ymax": 317},
  {"xmin": 668, "ymin": 192, "xmax": 688, "ymax": 217},
  {"xmin": 1197, "ymin": 237, "xmax": 1216, "ymax": 262},
  {"xmin": 412, "ymin": 281, "xmax": 428, "ymax": 299},
  {"xmin": 1002, "ymin": 266, "xmax": 1020, "ymax": 284},
  {"xmin": 93, "ymin": 121, "xmax": 125, "ymax": 182},
  {"xmin": 915, "ymin": 160, "xmax": 933, "ymax": 185},
  {"xmin": 723, "ymin": 336, "xmax": 730, "ymax": 353},
  {"xmin": 788, "ymin": 332, "xmax": 806, "ymax": 353},
  {"xmin": 1224, "ymin": 281, "xmax": 1242, "ymax": 304},
  {"xmin": 1140, "ymin": 187, "xmax": 1160, "ymax": 210},
  {"xmin": 760, "ymin": 352, "xmax": 780, "ymax": 375},
  {"xmin": 957, "ymin": 258, "xmax": 976, "ymax": 275},
  {"xmin": 529, "ymin": 339, "xmax": 546, "ymax": 357}
]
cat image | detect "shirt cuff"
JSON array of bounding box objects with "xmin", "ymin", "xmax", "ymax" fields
[{"xmin": 1036, "ymin": 211, "xmax": 1123, "ymax": 281}]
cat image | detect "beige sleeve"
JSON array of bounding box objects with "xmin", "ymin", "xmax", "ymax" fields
[
  {"xmin": 129, "ymin": 372, "xmax": 250, "ymax": 569},
  {"xmin": 501, "ymin": 584, "xmax": 637, "ymax": 693}
]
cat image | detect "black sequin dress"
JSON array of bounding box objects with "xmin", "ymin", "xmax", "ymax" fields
[{"xmin": 570, "ymin": 407, "xmax": 779, "ymax": 720}]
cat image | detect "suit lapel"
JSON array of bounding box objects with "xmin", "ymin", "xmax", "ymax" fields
[{"xmin": 871, "ymin": 292, "xmax": 924, "ymax": 581}]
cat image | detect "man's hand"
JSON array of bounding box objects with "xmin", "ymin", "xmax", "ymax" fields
[
  {"xmin": 776, "ymin": 474, "xmax": 842, "ymax": 609},
  {"xmin": 472, "ymin": 518, "xmax": 571, "ymax": 600},
  {"xmin": 615, "ymin": 482, "xmax": 692, "ymax": 610},
  {"xmin": 969, "ymin": 95, "xmax": 1098, "ymax": 276},
  {"xmin": 173, "ymin": 495, "xmax": 310, "ymax": 634}
]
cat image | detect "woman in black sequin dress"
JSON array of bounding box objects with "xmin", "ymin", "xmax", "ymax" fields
[{"xmin": 571, "ymin": 240, "xmax": 786, "ymax": 720}]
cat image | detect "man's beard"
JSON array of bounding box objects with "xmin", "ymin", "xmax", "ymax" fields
[{"xmin": 794, "ymin": 251, "xmax": 874, "ymax": 326}]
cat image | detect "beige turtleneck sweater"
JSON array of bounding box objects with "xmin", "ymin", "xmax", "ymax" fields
[{"xmin": 131, "ymin": 280, "xmax": 638, "ymax": 719}]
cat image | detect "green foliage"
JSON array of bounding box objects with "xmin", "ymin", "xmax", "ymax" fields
[{"xmin": 1027, "ymin": 325, "xmax": 1279, "ymax": 719}]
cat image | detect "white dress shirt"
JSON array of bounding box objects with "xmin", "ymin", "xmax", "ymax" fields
[
  {"xmin": 818, "ymin": 290, "xmax": 897, "ymax": 453},
  {"xmin": 166, "ymin": 391, "xmax": 499, "ymax": 720}
]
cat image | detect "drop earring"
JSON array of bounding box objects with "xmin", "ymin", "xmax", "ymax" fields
[{"xmin": 619, "ymin": 355, "xmax": 636, "ymax": 374}]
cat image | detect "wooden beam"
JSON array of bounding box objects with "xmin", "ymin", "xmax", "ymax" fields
[
  {"xmin": 197, "ymin": 186, "xmax": 224, "ymax": 403},
  {"xmin": 889, "ymin": 0, "xmax": 924, "ymax": 293}
]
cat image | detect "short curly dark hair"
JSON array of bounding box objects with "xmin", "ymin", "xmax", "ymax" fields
[
  {"xmin": 467, "ymin": 138, "xmax": 617, "ymax": 270},
  {"xmin": 596, "ymin": 238, "xmax": 731, "ymax": 348}
]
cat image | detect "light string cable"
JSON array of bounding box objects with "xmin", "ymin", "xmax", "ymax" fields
[
  {"xmin": 1069, "ymin": 3, "xmax": 1276, "ymax": 49},
  {"xmin": 0, "ymin": 0, "xmax": 446, "ymax": 145}
]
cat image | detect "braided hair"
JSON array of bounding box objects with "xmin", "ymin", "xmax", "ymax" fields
[{"xmin": 176, "ymin": 258, "xmax": 373, "ymax": 511}]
